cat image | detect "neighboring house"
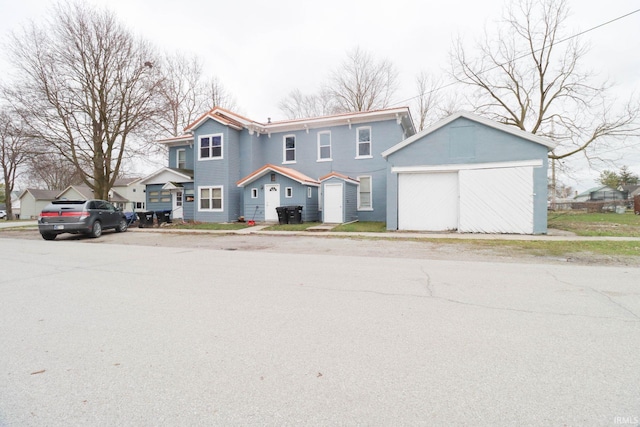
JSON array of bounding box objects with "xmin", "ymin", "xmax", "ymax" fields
[
  {"xmin": 619, "ymin": 184, "xmax": 640, "ymax": 204},
  {"xmin": 144, "ymin": 107, "xmax": 554, "ymax": 234},
  {"xmin": 17, "ymin": 182, "xmax": 141, "ymax": 219},
  {"xmin": 56, "ymin": 184, "xmax": 132, "ymax": 210},
  {"xmin": 112, "ymin": 178, "xmax": 146, "ymax": 211},
  {"xmin": 574, "ymin": 186, "xmax": 627, "ymax": 202},
  {"xmin": 382, "ymin": 112, "xmax": 555, "ymax": 234},
  {"xmin": 18, "ymin": 189, "xmax": 61, "ymax": 219},
  {"xmin": 56, "ymin": 184, "xmax": 95, "ymax": 200}
]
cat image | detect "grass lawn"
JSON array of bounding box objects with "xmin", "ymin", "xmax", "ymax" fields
[
  {"xmin": 456, "ymin": 239, "xmax": 640, "ymax": 258},
  {"xmin": 548, "ymin": 210, "xmax": 640, "ymax": 237},
  {"xmin": 168, "ymin": 222, "xmax": 248, "ymax": 231},
  {"xmin": 332, "ymin": 222, "xmax": 387, "ymax": 232}
]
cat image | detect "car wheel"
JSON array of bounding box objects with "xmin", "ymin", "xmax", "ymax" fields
[
  {"xmin": 116, "ymin": 218, "xmax": 128, "ymax": 232},
  {"xmin": 89, "ymin": 221, "xmax": 102, "ymax": 238},
  {"xmin": 41, "ymin": 233, "xmax": 57, "ymax": 241}
]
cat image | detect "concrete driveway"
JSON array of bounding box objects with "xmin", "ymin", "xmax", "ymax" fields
[{"xmin": 1, "ymin": 237, "xmax": 639, "ymax": 426}]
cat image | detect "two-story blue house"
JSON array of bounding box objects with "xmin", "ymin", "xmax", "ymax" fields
[
  {"xmin": 140, "ymin": 107, "xmax": 415, "ymax": 225},
  {"xmin": 140, "ymin": 108, "xmax": 555, "ymax": 234}
]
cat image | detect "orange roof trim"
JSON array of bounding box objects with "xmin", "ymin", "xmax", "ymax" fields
[
  {"xmin": 237, "ymin": 164, "xmax": 320, "ymax": 187},
  {"xmin": 319, "ymin": 172, "xmax": 360, "ymax": 184}
]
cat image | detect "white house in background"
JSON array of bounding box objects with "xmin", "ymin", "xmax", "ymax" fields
[
  {"xmin": 17, "ymin": 179, "xmax": 145, "ymax": 219},
  {"xmin": 18, "ymin": 189, "xmax": 61, "ymax": 219},
  {"xmin": 111, "ymin": 178, "xmax": 146, "ymax": 211}
]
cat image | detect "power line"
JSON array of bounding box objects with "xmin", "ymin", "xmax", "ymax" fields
[{"xmin": 392, "ymin": 8, "xmax": 640, "ymax": 108}]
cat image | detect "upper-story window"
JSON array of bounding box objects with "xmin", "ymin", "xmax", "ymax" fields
[
  {"xmin": 283, "ymin": 135, "xmax": 296, "ymax": 163},
  {"xmin": 199, "ymin": 134, "xmax": 223, "ymax": 160},
  {"xmin": 318, "ymin": 131, "xmax": 331, "ymax": 161},
  {"xmin": 356, "ymin": 127, "xmax": 372, "ymax": 159},
  {"xmin": 176, "ymin": 149, "xmax": 186, "ymax": 169}
]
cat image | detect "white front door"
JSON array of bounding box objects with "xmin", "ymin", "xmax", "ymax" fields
[
  {"xmin": 324, "ymin": 183, "xmax": 343, "ymax": 223},
  {"xmin": 172, "ymin": 190, "xmax": 183, "ymax": 219},
  {"xmin": 264, "ymin": 184, "xmax": 280, "ymax": 222}
]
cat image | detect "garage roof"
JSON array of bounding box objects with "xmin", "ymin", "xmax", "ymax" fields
[{"xmin": 382, "ymin": 111, "xmax": 557, "ymax": 158}]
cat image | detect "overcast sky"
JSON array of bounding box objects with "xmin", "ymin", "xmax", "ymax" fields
[{"xmin": 1, "ymin": 0, "xmax": 638, "ymax": 189}]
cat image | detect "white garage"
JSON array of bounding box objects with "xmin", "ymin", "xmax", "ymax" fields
[
  {"xmin": 398, "ymin": 172, "xmax": 459, "ymax": 231},
  {"xmin": 396, "ymin": 161, "xmax": 538, "ymax": 233},
  {"xmin": 383, "ymin": 112, "xmax": 556, "ymax": 234}
]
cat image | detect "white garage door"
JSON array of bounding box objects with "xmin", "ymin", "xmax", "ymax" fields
[
  {"xmin": 398, "ymin": 172, "xmax": 459, "ymax": 231},
  {"xmin": 459, "ymin": 167, "xmax": 533, "ymax": 234}
]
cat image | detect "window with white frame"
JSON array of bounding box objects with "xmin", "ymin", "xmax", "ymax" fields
[
  {"xmin": 283, "ymin": 135, "xmax": 296, "ymax": 163},
  {"xmin": 307, "ymin": 187, "xmax": 312, "ymax": 198},
  {"xmin": 199, "ymin": 186, "xmax": 223, "ymax": 211},
  {"xmin": 176, "ymin": 191, "xmax": 183, "ymax": 207},
  {"xmin": 251, "ymin": 188, "xmax": 258, "ymax": 198},
  {"xmin": 177, "ymin": 149, "xmax": 186, "ymax": 169},
  {"xmin": 317, "ymin": 131, "xmax": 331, "ymax": 161},
  {"xmin": 356, "ymin": 127, "xmax": 372, "ymax": 158},
  {"xmin": 358, "ymin": 176, "xmax": 372, "ymax": 210},
  {"xmin": 199, "ymin": 134, "xmax": 223, "ymax": 160},
  {"xmin": 285, "ymin": 187, "xmax": 293, "ymax": 198}
]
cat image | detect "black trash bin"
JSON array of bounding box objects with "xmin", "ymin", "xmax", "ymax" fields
[
  {"xmin": 276, "ymin": 206, "xmax": 288, "ymax": 225},
  {"xmin": 137, "ymin": 211, "xmax": 155, "ymax": 228},
  {"xmin": 286, "ymin": 206, "xmax": 303, "ymax": 224},
  {"xmin": 156, "ymin": 210, "xmax": 172, "ymax": 225}
]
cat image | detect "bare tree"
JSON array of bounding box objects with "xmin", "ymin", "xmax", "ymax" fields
[
  {"xmin": 202, "ymin": 76, "xmax": 238, "ymax": 113},
  {"xmin": 413, "ymin": 71, "xmax": 445, "ymax": 131},
  {"xmin": 279, "ymin": 47, "xmax": 399, "ymax": 118},
  {"xmin": 0, "ymin": 109, "xmax": 32, "ymax": 219},
  {"xmin": 25, "ymin": 152, "xmax": 84, "ymax": 190},
  {"xmin": 278, "ymin": 88, "xmax": 337, "ymax": 120},
  {"xmin": 5, "ymin": 2, "xmax": 162, "ymax": 200},
  {"xmin": 329, "ymin": 47, "xmax": 398, "ymax": 113},
  {"xmin": 153, "ymin": 52, "xmax": 203, "ymax": 138},
  {"xmin": 153, "ymin": 52, "xmax": 238, "ymax": 138},
  {"xmin": 450, "ymin": 0, "xmax": 640, "ymax": 162}
]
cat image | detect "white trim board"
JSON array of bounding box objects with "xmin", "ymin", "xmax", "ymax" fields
[{"xmin": 391, "ymin": 159, "xmax": 543, "ymax": 174}]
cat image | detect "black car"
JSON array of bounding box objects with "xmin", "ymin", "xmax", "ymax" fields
[{"xmin": 38, "ymin": 199, "xmax": 128, "ymax": 240}]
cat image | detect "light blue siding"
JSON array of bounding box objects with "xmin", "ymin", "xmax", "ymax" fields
[
  {"xmin": 240, "ymin": 173, "xmax": 319, "ymax": 222},
  {"xmin": 180, "ymin": 116, "xmax": 408, "ymax": 224},
  {"xmin": 145, "ymin": 184, "xmax": 172, "ymax": 213},
  {"xmin": 251, "ymin": 120, "xmax": 404, "ymax": 221},
  {"xmin": 385, "ymin": 117, "xmax": 549, "ymax": 233},
  {"xmin": 168, "ymin": 145, "xmax": 195, "ymax": 170},
  {"xmin": 192, "ymin": 121, "xmax": 242, "ymax": 222}
]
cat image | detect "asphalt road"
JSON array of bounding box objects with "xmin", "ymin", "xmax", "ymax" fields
[{"xmin": 1, "ymin": 236, "xmax": 639, "ymax": 426}]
